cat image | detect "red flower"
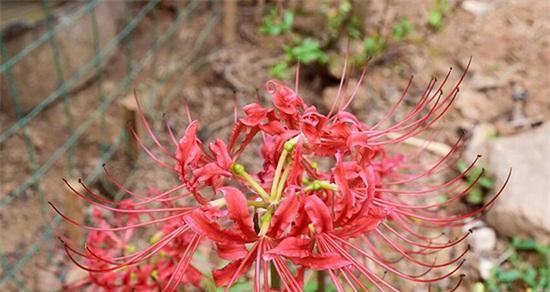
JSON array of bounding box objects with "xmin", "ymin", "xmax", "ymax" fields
[{"xmin": 55, "ymin": 58, "xmax": 510, "ymax": 291}]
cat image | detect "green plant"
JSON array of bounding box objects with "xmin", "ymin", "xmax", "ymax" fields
[
  {"xmin": 271, "ymin": 38, "xmax": 329, "ymax": 79},
  {"xmin": 363, "ymin": 33, "xmax": 387, "ymax": 58},
  {"xmin": 322, "ymin": 0, "xmax": 362, "ymax": 39},
  {"xmin": 485, "ymin": 238, "xmax": 550, "ymax": 291},
  {"xmin": 392, "ymin": 17, "xmax": 415, "ymax": 40},
  {"xmin": 427, "ymin": 0, "xmax": 449, "ymax": 31},
  {"xmin": 457, "ymin": 161, "xmax": 494, "ymax": 205},
  {"xmin": 260, "ymin": 8, "xmax": 294, "ymax": 36},
  {"xmin": 284, "ymin": 38, "xmax": 329, "ymax": 64}
]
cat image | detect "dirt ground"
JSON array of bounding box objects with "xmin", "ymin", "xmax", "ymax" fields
[{"xmin": 0, "ymin": 0, "xmax": 548, "ymax": 290}]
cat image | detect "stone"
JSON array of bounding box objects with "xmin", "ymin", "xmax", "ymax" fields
[
  {"xmin": 486, "ymin": 123, "xmax": 550, "ymax": 244},
  {"xmin": 462, "ymin": 1, "xmax": 495, "ymax": 17},
  {"xmin": 455, "ymin": 89, "xmax": 493, "ymax": 121},
  {"xmin": 464, "ymin": 123, "xmax": 497, "ymax": 162},
  {"xmin": 478, "ymin": 257, "xmax": 495, "ymax": 280},
  {"xmin": 470, "ymin": 227, "xmax": 497, "ymax": 253}
]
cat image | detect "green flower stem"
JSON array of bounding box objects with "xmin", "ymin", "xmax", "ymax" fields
[
  {"xmin": 304, "ymin": 180, "xmax": 338, "ymax": 192},
  {"xmin": 270, "ymin": 136, "xmax": 299, "ymax": 201},
  {"xmin": 274, "ymin": 164, "xmax": 291, "ymax": 202},
  {"xmin": 232, "ymin": 163, "xmax": 271, "ymax": 201},
  {"xmin": 258, "ymin": 209, "xmax": 273, "ymax": 237}
]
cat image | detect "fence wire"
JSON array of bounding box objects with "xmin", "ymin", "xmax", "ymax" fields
[{"xmin": 0, "ymin": 0, "xmax": 220, "ymax": 289}]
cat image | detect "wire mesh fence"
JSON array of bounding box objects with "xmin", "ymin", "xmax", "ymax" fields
[{"xmin": 0, "ymin": 0, "xmax": 221, "ymax": 289}]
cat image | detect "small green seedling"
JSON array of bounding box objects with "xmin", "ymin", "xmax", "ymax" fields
[
  {"xmin": 485, "ymin": 237, "xmax": 550, "ymax": 291},
  {"xmin": 457, "ymin": 161, "xmax": 493, "ymax": 205},
  {"xmin": 427, "ymin": 0, "xmax": 449, "ymax": 31},
  {"xmin": 260, "ymin": 8, "xmax": 294, "ymax": 36}
]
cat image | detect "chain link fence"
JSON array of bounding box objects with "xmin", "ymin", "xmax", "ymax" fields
[{"xmin": 0, "ymin": 0, "xmax": 221, "ymax": 289}]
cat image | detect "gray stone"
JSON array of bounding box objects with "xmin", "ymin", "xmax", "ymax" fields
[
  {"xmin": 465, "ymin": 123, "xmax": 497, "ymax": 162},
  {"xmin": 470, "ymin": 227, "xmax": 498, "ymax": 253},
  {"xmin": 478, "ymin": 257, "xmax": 495, "ymax": 280},
  {"xmin": 486, "ymin": 123, "xmax": 550, "ymax": 244},
  {"xmin": 462, "ymin": 1, "xmax": 495, "ymax": 17},
  {"xmin": 455, "ymin": 89, "xmax": 494, "ymax": 121}
]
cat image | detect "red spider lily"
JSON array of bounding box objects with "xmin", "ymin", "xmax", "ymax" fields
[{"xmin": 53, "ymin": 57, "xmax": 510, "ymax": 291}]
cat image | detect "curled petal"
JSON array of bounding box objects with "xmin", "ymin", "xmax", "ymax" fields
[
  {"xmin": 240, "ymin": 103, "xmax": 270, "ymax": 126},
  {"xmin": 264, "ymin": 237, "xmax": 312, "ymax": 259},
  {"xmin": 266, "ymin": 80, "xmax": 304, "ymax": 115},
  {"xmin": 217, "ymin": 242, "xmax": 249, "ymax": 260},
  {"xmin": 184, "ymin": 210, "xmax": 248, "ymax": 244},
  {"xmin": 269, "ymin": 195, "xmax": 301, "ymax": 237},
  {"xmin": 304, "ymin": 195, "xmax": 333, "ymax": 233},
  {"xmin": 209, "ymin": 139, "xmax": 233, "ymax": 169},
  {"xmin": 220, "ymin": 187, "xmax": 258, "ymax": 240}
]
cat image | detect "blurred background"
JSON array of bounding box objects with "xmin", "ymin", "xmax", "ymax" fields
[{"xmin": 0, "ymin": 0, "xmax": 548, "ymax": 291}]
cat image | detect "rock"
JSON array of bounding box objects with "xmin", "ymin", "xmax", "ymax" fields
[
  {"xmin": 470, "ymin": 74, "xmax": 506, "ymax": 91},
  {"xmin": 463, "ymin": 221, "xmax": 497, "ymax": 253},
  {"xmin": 1, "ymin": 1, "xmax": 124, "ymax": 113},
  {"xmin": 470, "ymin": 227, "xmax": 497, "ymax": 253},
  {"xmin": 478, "ymin": 257, "xmax": 495, "ymax": 280},
  {"xmin": 465, "ymin": 123, "xmax": 497, "ymax": 162},
  {"xmin": 462, "ymin": 1, "xmax": 495, "ymax": 17},
  {"xmin": 486, "ymin": 123, "xmax": 550, "ymax": 244},
  {"xmin": 455, "ymin": 89, "xmax": 493, "ymax": 121}
]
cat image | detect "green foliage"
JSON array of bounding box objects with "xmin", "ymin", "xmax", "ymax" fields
[
  {"xmin": 260, "ymin": 2, "xmax": 436, "ymax": 79},
  {"xmin": 364, "ymin": 33, "xmax": 387, "ymax": 58},
  {"xmin": 427, "ymin": 0, "xmax": 449, "ymax": 30},
  {"xmin": 457, "ymin": 161, "xmax": 493, "ymax": 205},
  {"xmin": 392, "ymin": 17, "xmax": 414, "ymax": 40},
  {"xmin": 322, "ymin": 1, "xmax": 361, "ymax": 39},
  {"xmin": 271, "ymin": 38, "xmax": 328, "ymax": 79},
  {"xmin": 260, "ymin": 8, "xmax": 294, "ymax": 36},
  {"xmin": 284, "ymin": 38, "xmax": 329, "ymax": 64},
  {"xmin": 304, "ymin": 278, "xmax": 338, "ymax": 292},
  {"xmin": 484, "ymin": 237, "xmax": 550, "ymax": 291},
  {"xmin": 270, "ymin": 62, "xmax": 290, "ymax": 80}
]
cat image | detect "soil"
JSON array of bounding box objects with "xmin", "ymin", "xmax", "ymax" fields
[{"xmin": 0, "ymin": 0, "xmax": 548, "ymax": 291}]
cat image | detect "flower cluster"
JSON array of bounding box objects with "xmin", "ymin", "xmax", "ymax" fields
[{"xmin": 54, "ymin": 60, "xmax": 510, "ymax": 291}]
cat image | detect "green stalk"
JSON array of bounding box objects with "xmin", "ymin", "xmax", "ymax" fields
[{"xmin": 232, "ymin": 163, "xmax": 270, "ymax": 201}]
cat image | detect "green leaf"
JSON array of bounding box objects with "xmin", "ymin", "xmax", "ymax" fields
[
  {"xmin": 270, "ymin": 62, "xmax": 290, "ymax": 79},
  {"xmin": 478, "ymin": 177, "xmax": 494, "ymax": 189},
  {"xmin": 466, "ymin": 187, "xmax": 484, "ymax": 204},
  {"xmin": 260, "ymin": 9, "xmax": 294, "ymax": 36},
  {"xmin": 286, "ymin": 38, "xmax": 328, "ymax": 64},
  {"xmin": 392, "ymin": 17, "xmax": 414, "ymax": 40},
  {"xmin": 364, "ymin": 34, "xmax": 386, "ymax": 58},
  {"xmin": 512, "ymin": 237, "xmax": 539, "ymax": 251},
  {"xmin": 428, "ymin": 10, "xmax": 442, "ymax": 30},
  {"xmin": 497, "ymin": 269, "xmax": 522, "ymax": 282},
  {"xmin": 457, "ymin": 160, "xmax": 469, "ymax": 172}
]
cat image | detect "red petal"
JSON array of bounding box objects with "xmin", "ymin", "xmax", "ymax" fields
[
  {"xmin": 217, "ymin": 242, "xmax": 248, "ymax": 260},
  {"xmin": 212, "ymin": 257, "xmax": 255, "ymax": 287},
  {"xmin": 209, "ymin": 139, "xmax": 233, "ymax": 169},
  {"xmin": 290, "ymin": 252, "xmax": 350, "ymax": 270},
  {"xmin": 176, "ymin": 120, "xmax": 201, "ymax": 165},
  {"xmin": 220, "ymin": 187, "xmax": 258, "ymax": 240},
  {"xmin": 264, "ymin": 237, "xmax": 311, "ymax": 259},
  {"xmin": 304, "ymin": 195, "xmax": 333, "ymax": 233},
  {"xmin": 184, "ymin": 210, "xmax": 248, "ymax": 243},
  {"xmin": 333, "ymin": 153, "xmax": 354, "ymax": 224},
  {"xmin": 268, "ymin": 194, "xmax": 300, "ymax": 237}
]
